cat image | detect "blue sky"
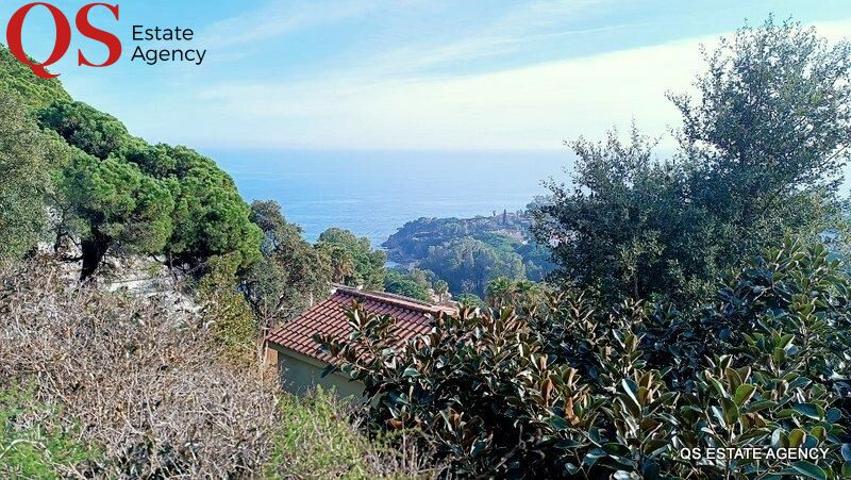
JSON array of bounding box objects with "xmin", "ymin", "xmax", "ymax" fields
[{"xmin": 5, "ymin": 0, "xmax": 851, "ymax": 151}]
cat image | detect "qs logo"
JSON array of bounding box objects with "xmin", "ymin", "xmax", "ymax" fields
[{"xmin": 5, "ymin": 2, "xmax": 121, "ymax": 79}]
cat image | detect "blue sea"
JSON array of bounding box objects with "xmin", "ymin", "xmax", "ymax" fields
[{"xmin": 207, "ymin": 149, "xmax": 571, "ymax": 247}]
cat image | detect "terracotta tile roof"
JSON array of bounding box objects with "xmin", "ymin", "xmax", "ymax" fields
[{"xmin": 266, "ymin": 285, "xmax": 457, "ymax": 363}]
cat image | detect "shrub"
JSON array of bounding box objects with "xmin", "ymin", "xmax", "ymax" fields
[
  {"xmin": 320, "ymin": 238, "xmax": 851, "ymax": 479},
  {"xmin": 266, "ymin": 388, "xmax": 438, "ymax": 479},
  {"xmin": 0, "ymin": 259, "xmax": 279, "ymax": 477},
  {"xmin": 196, "ymin": 253, "xmax": 259, "ymax": 362},
  {"xmin": 0, "ymin": 259, "xmax": 436, "ymax": 478},
  {"xmin": 0, "ymin": 387, "xmax": 100, "ymax": 479}
]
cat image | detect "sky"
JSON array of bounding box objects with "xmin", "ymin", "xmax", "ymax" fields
[{"xmin": 4, "ymin": 0, "xmax": 851, "ymax": 152}]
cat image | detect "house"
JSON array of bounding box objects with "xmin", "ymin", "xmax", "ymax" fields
[{"xmin": 265, "ymin": 284, "xmax": 457, "ymax": 397}]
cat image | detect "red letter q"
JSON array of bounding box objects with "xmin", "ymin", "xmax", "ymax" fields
[{"xmin": 6, "ymin": 2, "xmax": 72, "ymax": 79}]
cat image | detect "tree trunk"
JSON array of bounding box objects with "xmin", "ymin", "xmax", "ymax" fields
[{"xmin": 80, "ymin": 230, "xmax": 110, "ymax": 281}]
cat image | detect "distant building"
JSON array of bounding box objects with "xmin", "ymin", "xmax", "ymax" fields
[{"xmin": 265, "ymin": 285, "xmax": 456, "ymax": 398}]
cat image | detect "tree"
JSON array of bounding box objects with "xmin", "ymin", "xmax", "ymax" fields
[
  {"xmin": 60, "ymin": 153, "xmax": 174, "ymax": 279},
  {"xmin": 485, "ymin": 277, "xmax": 549, "ymax": 309},
  {"xmin": 37, "ymin": 100, "xmax": 129, "ymax": 160},
  {"xmin": 243, "ymin": 200, "xmax": 330, "ymax": 328},
  {"xmin": 0, "ymin": 46, "xmax": 70, "ymax": 110},
  {"xmin": 0, "ymin": 92, "xmax": 63, "ymax": 259},
  {"xmin": 383, "ymin": 268, "xmax": 433, "ymax": 302},
  {"xmin": 37, "ymin": 100, "xmax": 262, "ymax": 277},
  {"xmin": 153, "ymin": 146, "xmax": 262, "ymax": 270},
  {"xmin": 533, "ymin": 19, "xmax": 851, "ymax": 303},
  {"xmin": 421, "ymin": 237, "xmax": 526, "ymax": 296},
  {"xmin": 673, "ymin": 18, "xmax": 851, "ymax": 205},
  {"xmin": 316, "ymin": 228, "xmax": 386, "ymax": 290}
]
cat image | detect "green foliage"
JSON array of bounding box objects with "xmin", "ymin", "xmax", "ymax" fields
[
  {"xmin": 454, "ymin": 293, "xmax": 483, "ymax": 309},
  {"xmin": 673, "ymin": 17, "xmax": 851, "ymax": 196},
  {"xmin": 0, "ymin": 387, "xmax": 99, "ymax": 479},
  {"xmin": 0, "ymin": 46, "xmax": 70, "ymax": 110},
  {"xmin": 155, "ymin": 146, "xmax": 262, "ymax": 269},
  {"xmin": 0, "ymin": 92, "xmax": 65, "ymax": 259},
  {"xmin": 533, "ymin": 19, "xmax": 851, "ymax": 304},
  {"xmin": 35, "ymin": 100, "xmax": 261, "ymax": 277},
  {"xmin": 267, "ymin": 388, "xmax": 432, "ymax": 479},
  {"xmin": 60, "ymin": 152, "xmax": 174, "ymax": 278},
  {"xmin": 485, "ymin": 277, "xmax": 550, "ymax": 310},
  {"xmin": 384, "ymin": 268, "xmax": 434, "ymax": 302},
  {"xmin": 421, "ymin": 237, "xmax": 526, "ymax": 296},
  {"xmin": 319, "ymin": 238, "xmax": 851, "ymax": 478},
  {"xmin": 37, "ymin": 100, "xmax": 129, "ymax": 160},
  {"xmin": 384, "ymin": 214, "xmax": 554, "ymax": 295},
  {"xmin": 317, "ymin": 228, "xmax": 386, "ymax": 290},
  {"xmin": 197, "ymin": 253, "xmax": 257, "ymax": 360},
  {"xmin": 244, "ymin": 200, "xmax": 330, "ymax": 328}
]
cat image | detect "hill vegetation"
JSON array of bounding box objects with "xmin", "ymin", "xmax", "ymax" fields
[
  {"xmin": 0, "ymin": 40, "xmax": 427, "ymax": 478},
  {"xmin": 383, "ymin": 212, "xmax": 554, "ymax": 296},
  {"xmin": 2, "ymin": 16, "xmax": 851, "ymax": 480},
  {"xmin": 0, "ymin": 47, "xmax": 69, "ymax": 109}
]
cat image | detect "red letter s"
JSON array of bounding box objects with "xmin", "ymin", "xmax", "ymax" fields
[
  {"xmin": 76, "ymin": 3, "xmax": 121, "ymax": 68},
  {"xmin": 6, "ymin": 2, "xmax": 72, "ymax": 79}
]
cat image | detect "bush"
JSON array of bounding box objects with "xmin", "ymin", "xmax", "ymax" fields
[
  {"xmin": 320, "ymin": 238, "xmax": 851, "ymax": 479},
  {"xmin": 197, "ymin": 252, "xmax": 260, "ymax": 361},
  {"xmin": 0, "ymin": 259, "xmax": 279, "ymax": 477},
  {"xmin": 0, "ymin": 259, "xmax": 437, "ymax": 478},
  {"xmin": 0, "ymin": 387, "xmax": 100, "ymax": 479},
  {"xmin": 266, "ymin": 388, "xmax": 438, "ymax": 479}
]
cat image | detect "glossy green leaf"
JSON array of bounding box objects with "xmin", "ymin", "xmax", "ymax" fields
[
  {"xmin": 734, "ymin": 384, "xmax": 756, "ymax": 406},
  {"xmin": 786, "ymin": 461, "xmax": 827, "ymax": 480}
]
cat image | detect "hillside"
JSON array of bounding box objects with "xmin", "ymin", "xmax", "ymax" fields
[
  {"xmin": 3, "ymin": 18, "xmax": 851, "ymax": 479},
  {"xmin": 383, "ymin": 211, "xmax": 554, "ymax": 295},
  {"xmin": 0, "ymin": 44, "xmax": 432, "ymax": 478},
  {"xmin": 0, "ymin": 46, "xmax": 70, "ymax": 109}
]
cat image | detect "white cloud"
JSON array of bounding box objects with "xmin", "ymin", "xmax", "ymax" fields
[
  {"xmin": 179, "ymin": 37, "xmax": 703, "ymax": 150},
  {"xmin": 139, "ymin": 17, "xmax": 851, "ymax": 152}
]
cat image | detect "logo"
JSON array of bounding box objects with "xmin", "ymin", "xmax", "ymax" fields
[{"xmin": 6, "ymin": 2, "xmax": 121, "ymax": 79}]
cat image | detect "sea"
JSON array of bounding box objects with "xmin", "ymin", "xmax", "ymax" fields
[{"xmin": 208, "ymin": 149, "xmax": 572, "ymax": 247}]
